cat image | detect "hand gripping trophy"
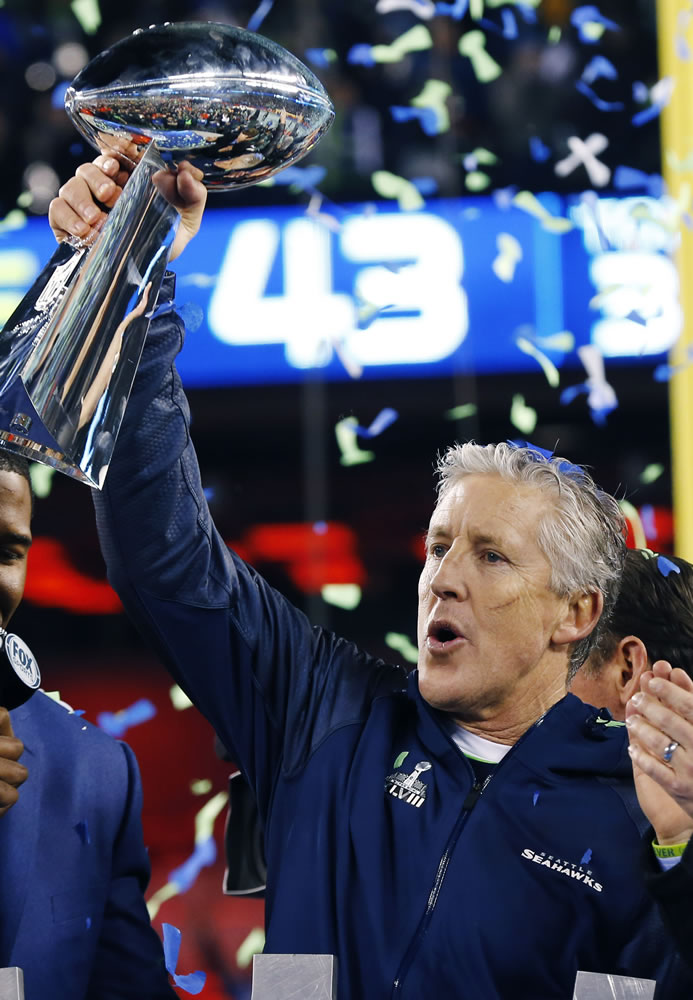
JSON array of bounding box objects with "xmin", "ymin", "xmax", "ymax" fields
[{"xmin": 0, "ymin": 22, "xmax": 334, "ymax": 489}]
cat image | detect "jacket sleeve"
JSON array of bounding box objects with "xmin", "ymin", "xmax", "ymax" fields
[
  {"xmin": 641, "ymin": 834, "xmax": 693, "ymax": 973},
  {"xmin": 93, "ymin": 277, "xmax": 405, "ymax": 815},
  {"xmin": 86, "ymin": 741, "xmax": 177, "ymax": 1000}
]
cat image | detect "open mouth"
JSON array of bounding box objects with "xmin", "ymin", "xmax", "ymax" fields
[{"xmin": 427, "ymin": 621, "xmax": 465, "ymax": 649}]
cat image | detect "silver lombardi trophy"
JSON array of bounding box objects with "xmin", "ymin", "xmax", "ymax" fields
[{"xmin": 0, "ymin": 22, "xmax": 334, "ymax": 488}]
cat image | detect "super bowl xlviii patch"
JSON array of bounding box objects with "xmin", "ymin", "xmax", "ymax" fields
[{"xmin": 385, "ymin": 756, "xmax": 432, "ymax": 808}]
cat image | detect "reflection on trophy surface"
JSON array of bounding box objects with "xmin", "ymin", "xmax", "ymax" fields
[{"xmin": 0, "ymin": 22, "xmax": 334, "ymax": 488}]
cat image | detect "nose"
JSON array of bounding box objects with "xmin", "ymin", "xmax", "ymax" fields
[{"xmin": 429, "ymin": 543, "xmax": 468, "ymax": 601}]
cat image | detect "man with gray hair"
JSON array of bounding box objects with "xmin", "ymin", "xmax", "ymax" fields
[{"xmin": 49, "ymin": 159, "xmax": 693, "ymax": 999}]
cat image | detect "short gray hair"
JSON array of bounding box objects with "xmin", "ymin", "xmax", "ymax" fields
[{"xmin": 435, "ymin": 442, "xmax": 626, "ymax": 680}]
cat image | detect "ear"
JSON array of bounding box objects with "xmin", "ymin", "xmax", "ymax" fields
[
  {"xmin": 551, "ymin": 591, "xmax": 603, "ymax": 648},
  {"xmin": 615, "ymin": 636, "xmax": 650, "ymax": 709}
]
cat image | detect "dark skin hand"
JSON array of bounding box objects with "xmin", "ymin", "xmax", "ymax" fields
[{"xmin": 0, "ymin": 706, "xmax": 28, "ymax": 817}]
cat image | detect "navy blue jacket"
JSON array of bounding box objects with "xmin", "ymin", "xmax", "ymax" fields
[
  {"xmin": 4, "ymin": 691, "xmax": 175, "ymax": 999},
  {"xmin": 93, "ymin": 279, "xmax": 693, "ymax": 999}
]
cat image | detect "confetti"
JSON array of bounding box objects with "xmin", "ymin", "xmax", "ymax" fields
[
  {"xmin": 236, "ymin": 928, "xmax": 267, "ymax": 969},
  {"xmin": 512, "ymin": 191, "xmax": 573, "ymax": 234},
  {"xmin": 96, "ymin": 698, "xmax": 156, "ymax": 739},
  {"xmin": 371, "ymin": 170, "xmax": 425, "ymax": 211},
  {"xmin": 435, "ymin": 0, "xmax": 469, "ymax": 17},
  {"xmin": 353, "ymin": 407, "xmax": 399, "ymax": 439},
  {"xmin": 321, "ymin": 584, "xmax": 362, "ymax": 609},
  {"xmin": 532, "ymin": 791, "xmax": 540, "ymax": 806},
  {"xmin": 639, "ymin": 504, "xmax": 657, "ymax": 540},
  {"xmin": 619, "ymin": 500, "xmax": 647, "ymax": 550},
  {"xmin": 247, "ymin": 0, "xmax": 274, "ymax": 31},
  {"xmin": 580, "ymin": 848, "xmax": 593, "ymax": 865},
  {"xmin": 535, "ymin": 331, "xmax": 575, "ymax": 352},
  {"xmin": 555, "ymin": 133, "xmax": 610, "ymax": 187},
  {"xmin": 179, "ymin": 272, "xmax": 218, "ymax": 289},
  {"xmin": 515, "ymin": 337, "xmax": 560, "ymax": 386},
  {"xmin": 560, "ymin": 344, "xmax": 617, "ymax": 425},
  {"xmin": 510, "ymin": 394, "xmax": 537, "ymax": 435},
  {"xmin": 411, "ymin": 79, "xmax": 452, "ymax": 133},
  {"xmin": 632, "ymin": 76, "xmax": 674, "ymax": 127},
  {"xmin": 0, "ymin": 209, "xmax": 27, "ymax": 234},
  {"xmin": 612, "ymin": 166, "xmax": 664, "ymax": 198},
  {"xmin": 162, "ymin": 924, "xmax": 207, "ymax": 995},
  {"xmin": 574, "ymin": 81, "xmax": 624, "ymax": 113},
  {"xmin": 385, "ymin": 632, "xmax": 419, "ymax": 663},
  {"xmin": 304, "ymin": 48, "xmax": 337, "ymax": 68},
  {"xmin": 466, "ymin": 172, "xmax": 491, "ymax": 191},
  {"xmin": 70, "ymin": 0, "xmax": 102, "ymax": 34},
  {"xmin": 640, "ymin": 463, "xmax": 665, "ymax": 484},
  {"xmin": 170, "ymin": 683, "xmax": 194, "ymax": 710},
  {"xmin": 390, "ymin": 105, "xmax": 440, "ymax": 136},
  {"xmin": 349, "ymin": 25, "xmax": 433, "ymax": 66},
  {"xmin": 335, "ymin": 417, "xmax": 375, "ymax": 466},
  {"xmin": 29, "ymin": 463, "xmax": 55, "ymax": 498},
  {"xmin": 570, "ymin": 6, "xmax": 620, "ymax": 45},
  {"xmin": 445, "ymin": 403, "xmax": 478, "ymax": 420},
  {"xmin": 354, "ymin": 294, "xmax": 396, "ymax": 330},
  {"xmin": 581, "ymin": 55, "xmax": 618, "ymax": 84},
  {"xmin": 529, "ymin": 137, "xmax": 551, "ymax": 162},
  {"xmin": 191, "ymin": 778, "xmax": 213, "ymax": 795},
  {"xmin": 492, "ymin": 232, "xmax": 522, "ymax": 282},
  {"xmin": 376, "ymin": 0, "xmax": 436, "ymax": 17},
  {"xmin": 458, "ymin": 31, "xmax": 503, "ymax": 83},
  {"xmin": 657, "ymin": 555, "xmax": 681, "ymax": 578}
]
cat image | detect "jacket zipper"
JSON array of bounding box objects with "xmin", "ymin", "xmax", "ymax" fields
[{"xmin": 391, "ymin": 715, "xmax": 546, "ymax": 997}]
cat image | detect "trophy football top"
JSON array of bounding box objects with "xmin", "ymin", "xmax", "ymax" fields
[{"xmin": 64, "ymin": 21, "xmax": 335, "ymax": 191}]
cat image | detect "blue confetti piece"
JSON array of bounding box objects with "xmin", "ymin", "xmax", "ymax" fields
[
  {"xmin": 613, "ymin": 165, "xmax": 664, "ymax": 198},
  {"xmin": 247, "ymin": 0, "xmax": 274, "ymax": 32},
  {"xmin": 390, "ymin": 105, "xmax": 440, "ymax": 136},
  {"xmin": 347, "ymin": 44, "xmax": 376, "ymax": 67},
  {"xmin": 507, "ymin": 439, "xmax": 554, "ymax": 461},
  {"xmin": 571, "ymin": 6, "xmax": 620, "ymax": 44},
  {"xmin": 96, "ymin": 698, "xmax": 157, "ymax": 739},
  {"xmin": 581, "ymin": 848, "xmax": 593, "ymax": 865},
  {"xmin": 640, "ymin": 504, "xmax": 657, "ymax": 540},
  {"xmin": 354, "ymin": 408, "xmax": 399, "ymax": 439},
  {"xmin": 162, "ymin": 924, "xmax": 207, "ymax": 995},
  {"xmin": 501, "ymin": 10, "xmax": 518, "ymax": 38},
  {"xmin": 529, "ymin": 137, "xmax": 551, "ymax": 162},
  {"xmin": 624, "ymin": 309, "xmax": 648, "ymax": 326},
  {"xmin": 86, "ymin": 916, "xmax": 92, "ymax": 929},
  {"xmin": 654, "ymin": 363, "xmax": 675, "ymax": 382},
  {"xmin": 51, "ymin": 81, "xmax": 70, "ymax": 110},
  {"xmin": 313, "ymin": 521, "xmax": 328, "ymax": 535},
  {"xmin": 581, "ymin": 55, "xmax": 618, "ymax": 84},
  {"xmin": 169, "ymin": 836, "xmax": 217, "ymax": 893},
  {"xmin": 493, "ymin": 186, "xmax": 517, "ymax": 210},
  {"xmin": 532, "ymin": 791, "xmax": 540, "ymax": 806},
  {"xmin": 435, "ymin": 0, "xmax": 469, "ymax": 17},
  {"xmin": 632, "ymin": 103, "xmax": 665, "ymax": 128},
  {"xmin": 75, "ymin": 820, "xmax": 90, "ymax": 845},
  {"xmin": 560, "ymin": 383, "xmax": 588, "ymax": 405},
  {"xmin": 304, "ymin": 48, "xmax": 334, "ymax": 68},
  {"xmin": 178, "ymin": 302, "xmax": 204, "ymax": 332},
  {"xmin": 411, "ymin": 176, "xmax": 438, "ymax": 196},
  {"xmin": 657, "ymin": 555, "xmax": 681, "ymax": 578},
  {"xmin": 632, "ymin": 80, "xmax": 650, "ymax": 103},
  {"xmin": 516, "ymin": 4, "xmax": 537, "ymax": 23},
  {"xmin": 203, "ymin": 487, "xmax": 215, "ymax": 502},
  {"xmin": 575, "ymin": 80, "xmax": 624, "ymax": 112}
]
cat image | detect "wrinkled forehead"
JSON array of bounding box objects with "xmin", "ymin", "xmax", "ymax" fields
[{"xmin": 430, "ymin": 473, "xmax": 553, "ymax": 542}]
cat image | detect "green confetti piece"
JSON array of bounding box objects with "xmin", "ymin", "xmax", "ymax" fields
[
  {"xmin": 385, "ymin": 632, "xmax": 419, "ymax": 664},
  {"xmin": 445, "ymin": 403, "xmax": 478, "ymax": 420},
  {"xmin": 510, "ymin": 393, "xmax": 538, "ymax": 435},
  {"xmin": 194, "ymin": 790, "xmax": 228, "ymax": 843},
  {"xmin": 71, "ymin": 0, "xmax": 102, "ymax": 34},
  {"xmin": 29, "ymin": 463, "xmax": 55, "ymax": 499},
  {"xmin": 515, "ymin": 337, "xmax": 560, "ymax": 387},
  {"xmin": 411, "ymin": 79, "xmax": 452, "ymax": 133},
  {"xmin": 535, "ymin": 331, "xmax": 575, "ymax": 352},
  {"xmin": 394, "ymin": 751, "xmax": 409, "ymax": 768},
  {"xmin": 190, "ymin": 779, "xmax": 213, "ymax": 796},
  {"xmin": 371, "ymin": 170, "xmax": 425, "ymax": 211},
  {"xmin": 512, "ymin": 191, "xmax": 573, "ymax": 234},
  {"xmin": 547, "ymin": 25, "xmax": 562, "ymax": 43},
  {"xmin": 0, "ymin": 209, "xmax": 27, "ymax": 234},
  {"xmin": 465, "ymin": 171, "xmax": 491, "ymax": 191},
  {"xmin": 335, "ymin": 417, "xmax": 375, "ymax": 466},
  {"xmin": 458, "ymin": 31, "xmax": 503, "ymax": 84},
  {"xmin": 372, "ymin": 25, "xmax": 433, "ymax": 64},
  {"xmin": 321, "ymin": 584, "xmax": 362, "ymax": 609},
  {"xmin": 169, "ymin": 683, "xmax": 194, "ymax": 710},
  {"xmin": 640, "ymin": 463, "xmax": 665, "ymax": 484},
  {"xmin": 236, "ymin": 928, "xmax": 266, "ymax": 970},
  {"xmin": 619, "ymin": 500, "xmax": 647, "ymax": 549},
  {"xmin": 472, "ymin": 147, "xmax": 499, "ymax": 165}
]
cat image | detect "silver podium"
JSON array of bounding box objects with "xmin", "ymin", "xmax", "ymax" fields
[
  {"xmin": 250, "ymin": 955, "xmax": 337, "ymax": 1000},
  {"xmin": 0, "ymin": 968, "xmax": 23, "ymax": 1000}
]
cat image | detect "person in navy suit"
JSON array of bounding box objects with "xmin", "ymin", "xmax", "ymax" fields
[{"xmin": 0, "ymin": 449, "xmax": 176, "ymax": 998}]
